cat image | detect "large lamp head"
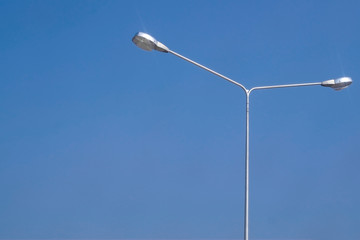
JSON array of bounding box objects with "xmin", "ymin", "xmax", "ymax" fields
[
  {"xmin": 132, "ymin": 32, "xmax": 169, "ymax": 53},
  {"xmin": 321, "ymin": 77, "xmax": 352, "ymax": 91}
]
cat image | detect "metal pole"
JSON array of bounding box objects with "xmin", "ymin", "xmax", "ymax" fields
[{"xmin": 244, "ymin": 90, "xmax": 250, "ymax": 240}]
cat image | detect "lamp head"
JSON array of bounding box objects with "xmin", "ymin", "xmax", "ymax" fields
[
  {"xmin": 132, "ymin": 32, "xmax": 169, "ymax": 52},
  {"xmin": 321, "ymin": 77, "xmax": 352, "ymax": 91}
]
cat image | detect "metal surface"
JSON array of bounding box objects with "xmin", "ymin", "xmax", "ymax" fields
[
  {"xmin": 244, "ymin": 91, "xmax": 250, "ymax": 240},
  {"xmin": 132, "ymin": 32, "xmax": 352, "ymax": 240},
  {"xmin": 168, "ymin": 49, "xmax": 247, "ymax": 91},
  {"xmin": 321, "ymin": 77, "xmax": 353, "ymax": 90},
  {"xmin": 250, "ymin": 82, "xmax": 322, "ymax": 92},
  {"xmin": 132, "ymin": 32, "xmax": 169, "ymax": 52},
  {"xmin": 132, "ymin": 32, "xmax": 157, "ymax": 51}
]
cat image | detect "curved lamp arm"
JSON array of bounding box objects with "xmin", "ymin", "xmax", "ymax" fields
[
  {"xmin": 168, "ymin": 49, "xmax": 247, "ymax": 92},
  {"xmin": 249, "ymin": 82, "xmax": 322, "ymax": 94}
]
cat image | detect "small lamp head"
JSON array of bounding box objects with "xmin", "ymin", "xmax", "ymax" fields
[
  {"xmin": 132, "ymin": 32, "xmax": 169, "ymax": 52},
  {"xmin": 321, "ymin": 77, "xmax": 352, "ymax": 91}
]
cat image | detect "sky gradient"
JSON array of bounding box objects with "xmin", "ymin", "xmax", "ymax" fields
[{"xmin": 1, "ymin": 1, "xmax": 359, "ymax": 240}]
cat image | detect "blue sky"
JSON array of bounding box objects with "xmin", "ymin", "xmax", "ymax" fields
[{"xmin": 0, "ymin": 0, "xmax": 359, "ymax": 240}]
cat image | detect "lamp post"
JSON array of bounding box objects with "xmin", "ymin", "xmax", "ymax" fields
[{"xmin": 131, "ymin": 31, "xmax": 352, "ymax": 240}]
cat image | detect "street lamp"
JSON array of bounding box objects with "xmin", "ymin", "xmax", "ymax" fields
[{"xmin": 131, "ymin": 31, "xmax": 352, "ymax": 240}]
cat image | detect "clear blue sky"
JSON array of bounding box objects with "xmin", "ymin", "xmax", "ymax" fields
[{"xmin": 1, "ymin": 1, "xmax": 359, "ymax": 240}]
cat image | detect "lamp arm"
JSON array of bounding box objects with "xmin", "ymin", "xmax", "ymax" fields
[
  {"xmin": 249, "ymin": 82, "xmax": 322, "ymax": 94},
  {"xmin": 168, "ymin": 49, "xmax": 248, "ymax": 92}
]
